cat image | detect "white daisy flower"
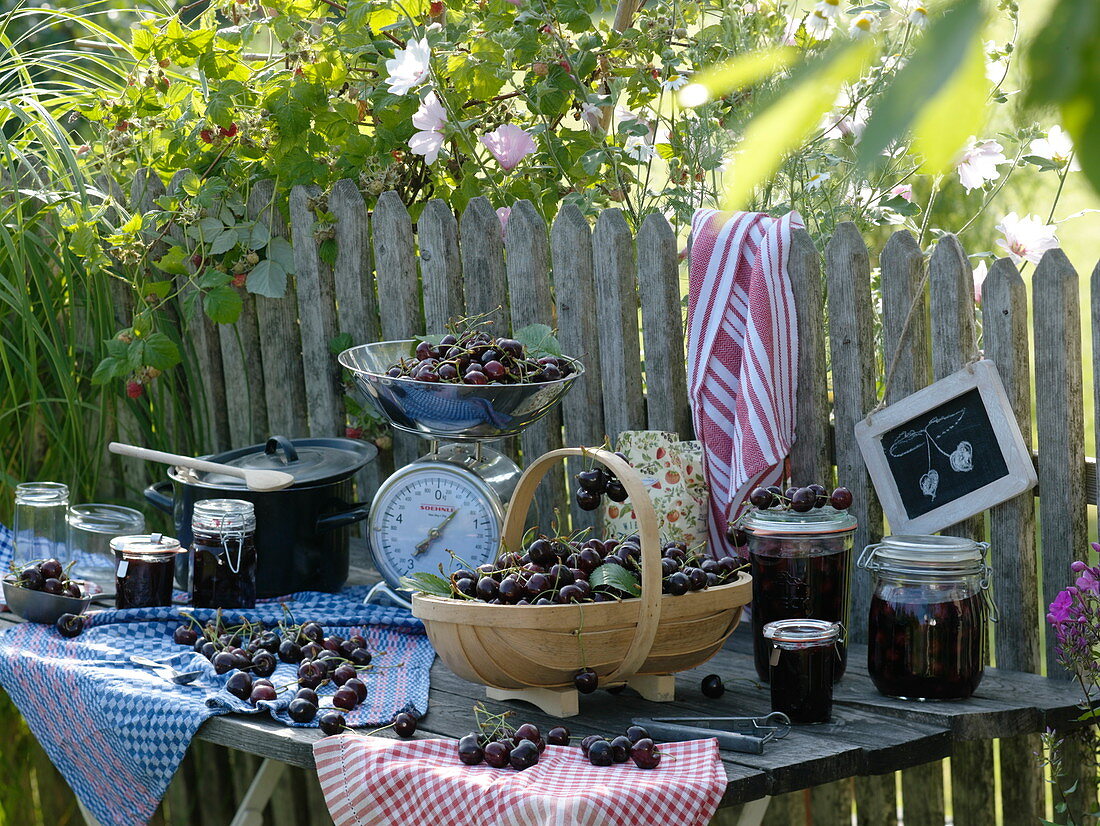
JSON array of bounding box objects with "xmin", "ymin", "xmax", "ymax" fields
[{"xmin": 385, "ymin": 38, "xmax": 431, "ymax": 97}]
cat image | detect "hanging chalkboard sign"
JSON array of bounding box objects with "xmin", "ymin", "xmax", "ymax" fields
[{"xmin": 854, "ymin": 359, "xmax": 1036, "ymax": 534}]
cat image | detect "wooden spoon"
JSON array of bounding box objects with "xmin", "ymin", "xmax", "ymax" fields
[{"xmin": 109, "ymin": 442, "xmax": 295, "ymax": 492}]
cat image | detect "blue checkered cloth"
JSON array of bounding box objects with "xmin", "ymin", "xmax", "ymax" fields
[
  {"xmin": 0, "ymin": 523, "xmax": 12, "ymax": 572},
  {"xmin": 0, "ymin": 524, "xmax": 435, "ymax": 826}
]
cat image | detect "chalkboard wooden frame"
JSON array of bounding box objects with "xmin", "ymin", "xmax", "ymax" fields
[{"xmin": 854, "ymin": 359, "xmax": 1037, "ymax": 534}]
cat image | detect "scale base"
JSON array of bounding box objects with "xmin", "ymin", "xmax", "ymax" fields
[
  {"xmin": 485, "ymin": 674, "xmax": 676, "ymax": 718},
  {"xmin": 363, "ymin": 581, "xmax": 414, "ymax": 611}
]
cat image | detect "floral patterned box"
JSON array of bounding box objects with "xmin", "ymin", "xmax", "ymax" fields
[{"xmin": 601, "ymin": 431, "xmax": 709, "ymax": 550}]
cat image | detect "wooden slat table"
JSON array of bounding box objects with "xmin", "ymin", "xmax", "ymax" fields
[{"xmin": 1, "ymin": 549, "xmax": 1092, "ymax": 826}]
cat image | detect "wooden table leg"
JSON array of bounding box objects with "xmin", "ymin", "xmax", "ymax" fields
[
  {"xmin": 228, "ymin": 758, "xmax": 289, "ymax": 826},
  {"xmin": 736, "ymin": 797, "xmax": 771, "ymax": 826},
  {"xmin": 78, "ymin": 799, "xmax": 106, "ymax": 826}
]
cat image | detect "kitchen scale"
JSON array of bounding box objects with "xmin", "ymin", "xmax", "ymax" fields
[{"xmin": 339, "ymin": 340, "xmax": 583, "ymax": 609}]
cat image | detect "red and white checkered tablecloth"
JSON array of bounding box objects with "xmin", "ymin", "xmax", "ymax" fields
[{"xmin": 313, "ymin": 735, "xmax": 727, "ymax": 826}]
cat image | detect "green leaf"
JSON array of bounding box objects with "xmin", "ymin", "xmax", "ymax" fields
[
  {"xmin": 203, "ymin": 285, "xmax": 243, "ymax": 324},
  {"xmin": 680, "ymin": 47, "xmax": 798, "ymax": 106},
  {"xmin": 209, "ymin": 228, "xmax": 239, "ymax": 255},
  {"xmin": 589, "ymin": 563, "xmax": 641, "ymax": 598},
  {"xmin": 154, "ymin": 246, "xmax": 190, "ymax": 276},
  {"xmin": 246, "ymin": 222, "xmax": 271, "ymax": 250},
  {"xmin": 881, "ymin": 196, "xmax": 921, "ymax": 217},
  {"xmin": 266, "ymin": 237, "xmax": 295, "ymax": 271},
  {"xmin": 143, "ymin": 333, "xmax": 181, "ymax": 370},
  {"xmin": 91, "ymin": 357, "xmax": 121, "ymax": 385},
  {"xmin": 722, "ymin": 39, "xmax": 877, "ymax": 210},
  {"xmin": 105, "ymin": 338, "xmax": 130, "ymax": 359},
  {"xmin": 400, "ymin": 572, "xmax": 454, "ymax": 598},
  {"xmin": 246, "ymin": 260, "xmax": 288, "ymax": 298},
  {"xmin": 319, "ymin": 237, "xmax": 338, "ymax": 266},
  {"xmin": 329, "ymin": 331, "xmax": 354, "ymax": 355},
  {"xmin": 857, "ymin": 0, "xmax": 986, "ymax": 174},
  {"xmin": 1026, "ymin": 0, "xmax": 1098, "ymax": 108},
  {"xmin": 514, "ymin": 323, "xmax": 561, "ymax": 358}
]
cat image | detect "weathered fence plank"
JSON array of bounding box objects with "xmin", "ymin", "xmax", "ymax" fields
[
  {"xmin": 593, "ymin": 209, "xmax": 645, "ymax": 441},
  {"xmin": 249, "ymin": 180, "xmax": 309, "ymax": 439},
  {"xmin": 505, "ymin": 200, "xmax": 564, "ymax": 526},
  {"xmin": 372, "ymin": 190, "xmax": 424, "ymax": 469},
  {"xmin": 983, "ymin": 257, "xmax": 1044, "ymax": 823},
  {"xmin": 551, "ymin": 205, "xmax": 605, "ymax": 532},
  {"xmin": 788, "ymin": 228, "xmax": 831, "ymax": 485},
  {"xmin": 460, "ymin": 197, "xmax": 509, "ymax": 331},
  {"xmin": 289, "ymin": 185, "xmax": 344, "ymax": 438},
  {"xmin": 878, "ymin": 228, "xmax": 936, "ymax": 826},
  {"xmin": 217, "ymin": 283, "xmax": 268, "ymax": 448},
  {"xmin": 419, "ymin": 199, "xmax": 465, "ymax": 332},
  {"xmin": 825, "ymin": 222, "xmax": 882, "ymax": 638},
  {"xmin": 637, "ymin": 212, "xmax": 691, "ymax": 440}
]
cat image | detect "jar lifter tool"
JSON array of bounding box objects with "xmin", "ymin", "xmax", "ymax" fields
[{"xmin": 629, "ymin": 712, "xmax": 792, "ymax": 754}]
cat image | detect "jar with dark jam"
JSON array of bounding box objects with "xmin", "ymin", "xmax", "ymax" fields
[
  {"xmin": 742, "ymin": 508, "xmax": 857, "ymax": 682},
  {"xmin": 190, "ymin": 499, "xmax": 257, "ymax": 609},
  {"xmin": 111, "ymin": 534, "xmax": 183, "ymax": 609},
  {"xmin": 764, "ymin": 619, "xmax": 842, "ymax": 724},
  {"xmin": 859, "ymin": 535, "xmax": 991, "ymax": 700}
]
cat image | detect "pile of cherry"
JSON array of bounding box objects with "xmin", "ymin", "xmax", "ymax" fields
[
  {"xmin": 387, "ymin": 328, "xmax": 575, "ymax": 385},
  {"xmin": 572, "ymin": 454, "xmax": 628, "ymax": 511},
  {"xmin": 11, "ymin": 558, "xmax": 84, "ymax": 599},
  {"xmin": 171, "ymin": 617, "xmax": 383, "ymax": 734},
  {"xmin": 454, "ymin": 718, "xmax": 663, "ymax": 771},
  {"xmin": 447, "ymin": 535, "xmax": 743, "ymax": 606}
]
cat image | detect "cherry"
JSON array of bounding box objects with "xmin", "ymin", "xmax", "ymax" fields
[
  {"xmin": 55, "ymin": 613, "xmax": 84, "ymax": 638},
  {"xmin": 332, "ymin": 687, "xmax": 358, "ymax": 710},
  {"xmin": 808, "ymin": 483, "xmax": 828, "ymax": 508},
  {"xmin": 475, "ymin": 577, "xmax": 499, "ymax": 600},
  {"xmin": 498, "ymin": 576, "xmax": 523, "ymax": 604},
  {"xmin": 484, "ymin": 740, "xmax": 511, "ymax": 768},
  {"xmin": 830, "ymin": 486, "xmax": 853, "ymax": 510},
  {"xmin": 588, "ymin": 739, "xmax": 614, "ymax": 766},
  {"xmin": 509, "ymin": 739, "xmax": 539, "ymax": 770},
  {"xmin": 574, "ymin": 668, "xmax": 598, "ymax": 694},
  {"xmin": 348, "ymin": 635, "xmax": 367, "ymax": 650},
  {"xmin": 790, "ymin": 487, "xmax": 816, "ymax": 513},
  {"xmin": 548, "ymin": 564, "xmax": 574, "ymax": 587},
  {"xmin": 249, "ymin": 684, "xmax": 278, "ymax": 705},
  {"xmin": 547, "ymin": 726, "xmax": 570, "ymax": 746},
  {"xmin": 685, "ymin": 567, "xmax": 708, "ymax": 591},
  {"xmin": 483, "ymin": 360, "xmax": 506, "ymax": 379},
  {"xmin": 575, "ymin": 490, "xmax": 601, "ymax": 511},
  {"xmin": 349, "ymin": 648, "xmax": 373, "ymax": 668},
  {"xmin": 513, "ymin": 723, "xmax": 540, "ymax": 745},
  {"xmin": 252, "ymin": 651, "xmax": 277, "ymax": 678},
  {"xmin": 297, "ymin": 661, "xmax": 325, "ymax": 689},
  {"xmin": 610, "ymin": 735, "xmax": 632, "ymax": 763},
  {"xmin": 559, "ymin": 583, "xmax": 585, "ymax": 603},
  {"xmin": 701, "ymin": 674, "xmax": 725, "ymax": 699},
  {"xmin": 213, "ymin": 652, "xmax": 238, "ymax": 675},
  {"xmin": 18, "ymin": 567, "xmax": 44, "ymax": 590},
  {"xmin": 664, "ymin": 572, "xmax": 690, "ymax": 596},
  {"xmin": 300, "ymin": 622, "xmax": 324, "ymax": 643},
  {"xmin": 64, "ymin": 582, "xmax": 82, "ymax": 599},
  {"xmin": 749, "ymin": 487, "xmax": 774, "ymax": 508},
  {"xmin": 458, "ymin": 733, "xmax": 484, "ymax": 765},
  {"xmin": 333, "ymin": 664, "xmax": 358, "ymax": 686},
  {"xmin": 524, "ymin": 572, "xmax": 550, "ymax": 599},
  {"xmin": 580, "ymin": 735, "xmax": 603, "ymax": 756},
  {"xmin": 174, "ymin": 626, "xmax": 199, "ymax": 646},
  {"xmin": 605, "ymin": 480, "xmax": 628, "ymax": 502},
  {"xmin": 40, "ymin": 559, "xmax": 63, "ymax": 580},
  {"xmin": 258, "ymin": 631, "xmax": 281, "ymax": 653},
  {"xmin": 394, "ymin": 712, "xmax": 417, "ymax": 738},
  {"xmin": 785, "ymin": 486, "xmax": 800, "ymax": 502},
  {"xmin": 415, "ymin": 340, "xmax": 434, "ymax": 360},
  {"xmin": 226, "ymin": 672, "xmax": 253, "ymax": 701},
  {"xmin": 288, "ymin": 698, "xmax": 318, "ymax": 723},
  {"xmin": 625, "ymin": 725, "xmax": 649, "ymax": 745},
  {"xmin": 577, "ymin": 549, "xmax": 602, "ymax": 574},
  {"xmin": 42, "ymin": 578, "xmax": 64, "ymax": 596},
  {"xmin": 630, "ymin": 738, "xmax": 661, "ymax": 769},
  {"xmin": 200, "ymin": 641, "xmax": 218, "ymax": 660},
  {"xmin": 295, "ymin": 687, "xmax": 319, "ymax": 705},
  {"xmin": 322, "ymin": 635, "xmax": 344, "ymax": 653},
  {"xmin": 279, "ymin": 639, "xmax": 303, "ymax": 663},
  {"xmin": 576, "ymin": 469, "xmax": 607, "ymax": 493},
  {"xmin": 463, "ymin": 370, "xmax": 488, "ymax": 385},
  {"xmin": 344, "ymin": 677, "xmax": 367, "ymax": 703},
  {"xmin": 319, "ymin": 711, "xmax": 346, "ymax": 736},
  {"xmin": 301, "ymin": 642, "xmax": 323, "ymax": 660}
]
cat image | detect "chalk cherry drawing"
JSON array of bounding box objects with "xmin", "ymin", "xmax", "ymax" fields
[{"xmin": 888, "ymin": 409, "xmax": 973, "ymax": 501}]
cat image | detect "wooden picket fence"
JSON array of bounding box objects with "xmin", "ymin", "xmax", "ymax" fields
[{"xmin": 50, "ymin": 170, "xmax": 1100, "ymax": 823}]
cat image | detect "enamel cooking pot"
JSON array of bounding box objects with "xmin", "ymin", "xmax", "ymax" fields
[{"xmin": 145, "ymin": 435, "xmax": 377, "ymax": 598}]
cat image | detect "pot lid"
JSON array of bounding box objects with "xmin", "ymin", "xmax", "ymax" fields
[{"xmin": 174, "ymin": 436, "xmax": 377, "ymax": 489}]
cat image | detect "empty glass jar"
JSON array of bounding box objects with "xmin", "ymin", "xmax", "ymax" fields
[
  {"xmin": 742, "ymin": 507, "xmax": 857, "ymax": 682},
  {"xmin": 764, "ymin": 618, "xmax": 843, "ymax": 724},
  {"xmin": 860, "ymin": 535, "xmax": 992, "ymax": 700},
  {"xmin": 13, "ymin": 482, "xmax": 70, "ymax": 568},
  {"xmin": 112, "ymin": 534, "xmax": 183, "ymax": 609},
  {"xmin": 190, "ymin": 499, "xmax": 257, "ymax": 608},
  {"xmin": 68, "ymin": 504, "xmax": 146, "ymax": 591}
]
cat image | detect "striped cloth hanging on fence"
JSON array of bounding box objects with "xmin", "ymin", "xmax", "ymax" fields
[{"xmin": 687, "ymin": 209, "xmax": 803, "ymax": 557}]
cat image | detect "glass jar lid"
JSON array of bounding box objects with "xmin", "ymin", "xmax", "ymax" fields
[
  {"xmin": 110, "ymin": 533, "xmax": 183, "ymax": 561},
  {"xmin": 741, "ymin": 506, "xmax": 857, "ymax": 536},
  {"xmin": 15, "ymin": 482, "xmax": 69, "ymax": 505},
  {"xmin": 192, "ymin": 499, "xmax": 256, "ymax": 532},
  {"xmin": 858, "ymin": 534, "xmax": 988, "ymax": 576},
  {"xmin": 68, "ymin": 504, "xmax": 146, "ymax": 534},
  {"xmin": 763, "ymin": 618, "xmax": 842, "ymax": 649}
]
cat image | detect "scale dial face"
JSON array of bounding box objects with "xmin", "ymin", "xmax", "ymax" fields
[{"xmin": 369, "ymin": 461, "xmax": 503, "ymax": 590}]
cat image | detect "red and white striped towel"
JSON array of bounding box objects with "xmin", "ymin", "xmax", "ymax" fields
[
  {"xmin": 687, "ymin": 209, "xmax": 804, "ymax": 557},
  {"xmin": 313, "ymin": 735, "xmax": 726, "ymax": 826}
]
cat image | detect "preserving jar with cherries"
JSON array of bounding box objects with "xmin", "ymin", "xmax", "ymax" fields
[
  {"xmin": 764, "ymin": 618, "xmax": 843, "ymax": 724},
  {"xmin": 859, "ymin": 535, "xmax": 992, "ymax": 700},
  {"xmin": 742, "ymin": 507, "xmax": 857, "ymax": 682},
  {"xmin": 190, "ymin": 499, "xmax": 257, "ymax": 609},
  {"xmin": 112, "ymin": 533, "xmax": 183, "ymax": 609}
]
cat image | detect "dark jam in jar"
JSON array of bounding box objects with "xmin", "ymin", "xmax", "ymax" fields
[
  {"xmin": 765, "ymin": 619, "xmax": 840, "ymax": 724},
  {"xmin": 867, "ymin": 589, "xmax": 985, "ymax": 700},
  {"xmin": 189, "ymin": 499, "xmax": 258, "ymax": 609},
  {"xmin": 859, "ymin": 535, "xmax": 991, "ymax": 701},
  {"xmin": 111, "ymin": 534, "xmax": 183, "ymax": 609},
  {"xmin": 743, "ymin": 505, "xmax": 856, "ymax": 684}
]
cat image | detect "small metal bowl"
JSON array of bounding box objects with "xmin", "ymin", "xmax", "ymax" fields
[{"xmin": 3, "ymin": 579, "xmax": 93, "ymax": 624}]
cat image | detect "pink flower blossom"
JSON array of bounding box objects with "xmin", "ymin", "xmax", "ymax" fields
[
  {"xmin": 496, "ymin": 206, "xmax": 511, "ymax": 236},
  {"xmin": 385, "ymin": 38, "xmax": 431, "ymax": 96},
  {"xmin": 408, "ymin": 92, "xmax": 447, "ymax": 164},
  {"xmin": 995, "ymin": 212, "xmax": 1059, "ymax": 265},
  {"xmin": 480, "ymin": 124, "xmax": 536, "ymax": 171},
  {"xmin": 955, "ymin": 138, "xmax": 1006, "ymax": 192},
  {"xmin": 972, "ymin": 260, "xmax": 987, "ymax": 303},
  {"xmin": 888, "ymin": 184, "xmax": 913, "ymax": 202},
  {"xmin": 1076, "ymin": 569, "xmax": 1100, "ymax": 594},
  {"xmin": 1048, "ymin": 588, "xmax": 1076, "ymax": 624}
]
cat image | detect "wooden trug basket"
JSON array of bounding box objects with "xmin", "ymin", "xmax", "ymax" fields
[{"xmin": 411, "ymin": 447, "xmax": 753, "ymax": 717}]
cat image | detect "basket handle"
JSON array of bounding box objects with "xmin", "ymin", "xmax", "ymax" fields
[{"xmin": 500, "ymin": 447, "xmax": 662, "ymax": 685}]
